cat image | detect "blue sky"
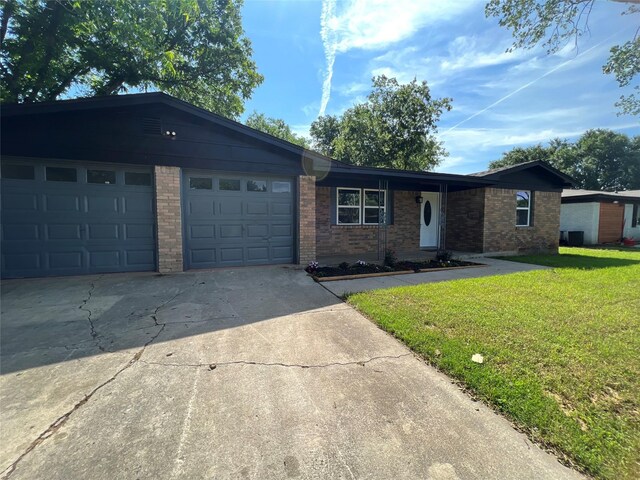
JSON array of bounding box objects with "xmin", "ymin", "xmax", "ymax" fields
[{"xmin": 241, "ymin": 0, "xmax": 639, "ymax": 174}]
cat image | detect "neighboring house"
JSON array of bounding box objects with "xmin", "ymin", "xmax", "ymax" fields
[
  {"xmin": 560, "ymin": 189, "xmax": 640, "ymax": 245},
  {"xmin": 0, "ymin": 94, "xmax": 573, "ymax": 279}
]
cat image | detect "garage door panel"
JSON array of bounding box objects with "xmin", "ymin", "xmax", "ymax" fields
[
  {"xmin": 272, "ymin": 202, "xmax": 292, "ymax": 216},
  {"xmin": 1, "ymin": 161, "xmax": 156, "ymax": 278},
  {"xmin": 191, "ymin": 249, "xmax": 216, "ymax": 264},
  {"xmin": 3, "ymin": 193, "xmax": 37, "ymax": 211},
  {"xmin": 219, "ymin": 247, "xmax": 243, "ymax": 263},
  {"xmin": 89, "ymin": 251, "xmax": 120, "ymax": 267},
  {"xmin": 4, "ymin": 253, "xmax": 41, "ymax": 270},
  {"xmin": 189, "ymin": 198, "xmax": 215, "ymax": 215},
  {"xmin": 189, "ymin": 225, "xmax": 215, "ymax": 239},
  {"xmin": 3, "ymin": 224, "xmax": 39, "ymax": 241},
  {"xmin": 272, "ymin": 245, "xmax": 293, "ymax": 261},
  {"xmin": 271, "ymin": 224, "xmax": 292, "ymax": 238},
  {"xmin": 87, "ymin": 196, "xmax": 119, "ymax": 213},
  {"xmin": 247, "ymin": 246, "xmax": 269, "ymax": 261},
  {"xmin": 44, "ymin": 194, "xmax": 80, "ymax": 212},
  {"xmin": 124, "ymin": 224, "xmax": 154, "ymax": 240},
  {"xmin": 88, "ymin": 224, "xmax": 119, "ymax": 240},
  {"xmin": 246, "ymin": 201, "xmax": 268, "ymax": 215},
  {"xmin": 246, "ymin": 224, "xmax": 268, "ymax": 238},
  {"xmin": 48, "ymin": 251, "xmax": 83, "ymax": 269},
  {"xmin": 219, "ymin": 224, "xmax": 243, "ymax": 239},
  {"xmin": 126, "ymin": 250, "xmax": 155, "ymax": 266},
  {"xmin": 47, "ymin": 224, "xmax": 82, "ymax": 240},
  {"xmin": 219, "ymin": 199, "xmax": 242, "ymax": 216},
  {"xmin": 183, "ymin": 171, "xmax": 294, "ymax": 269},
  {"xmin": 123, "ymin": 195, "xmax": 154, "ymax": 214}
]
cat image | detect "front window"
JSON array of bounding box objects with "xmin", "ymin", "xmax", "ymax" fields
[
  {"xmin": 363, "ymin": 189, "xmax": 386, "ymax": 224},
  {"xmin": 337, "ymin": 188, "xmax": 387, "ymax": 225},
  {"xmin": 516, "ymin": 191, "xmax": 531, "ymax": 226},
  {"xmin": 337, "ymin": 188, "xmax": 361, "ymax": 225}
]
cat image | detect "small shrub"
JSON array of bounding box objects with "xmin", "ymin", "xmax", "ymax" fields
[
  {"xmin": 383, "ymin": 248, "xmax": 397, "ymax": 267},
  {"xmin": 305, "ymin": 261, "xmax": 319, "ymax": 273},
  {"xmin": 356, "ymin": 260, "xmax": 367, "ymax": 267},
  {"xmin": 435, "ymin": 249, "xmax": 453, "ymax": 262},
  {"xmin": 339, "ymin": 262, "xmax": 350, "ymax": 270}
]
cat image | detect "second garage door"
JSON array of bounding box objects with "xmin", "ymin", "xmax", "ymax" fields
[{"xmin": 183, "ymin": 171, "xmax": 295, "ymax": 269}]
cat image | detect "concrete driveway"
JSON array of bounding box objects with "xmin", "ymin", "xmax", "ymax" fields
[{"xmin": 1, "ymin": 267, "xmax": 581, "ymax": 480}]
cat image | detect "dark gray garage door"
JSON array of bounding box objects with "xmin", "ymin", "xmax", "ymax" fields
[
  {"xmin": 183, "ymin": 171, "xmax": 294, "ymax": 269},
  {"xmin": 1, "ymin": 160, "xmax": 156, "ymax": 278}
]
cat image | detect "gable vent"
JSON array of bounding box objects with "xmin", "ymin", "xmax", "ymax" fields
[{"xmin": 142, "ymin": 117, "xmax": 161, "ymax": 135}]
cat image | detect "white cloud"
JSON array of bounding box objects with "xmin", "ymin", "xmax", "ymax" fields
[
  {"xmin": 439, "ymin": 36, "xmax": 524, "ymax": 72},
  {"xmin": 319, "ymin": 0, "xmax": 478, "ymax": 115}
]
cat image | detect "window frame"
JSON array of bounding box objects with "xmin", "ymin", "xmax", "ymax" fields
[
  {"xmin": 336, "ymin": 188, "xmax": 362, "ymax": 225},
  {"xmin": 363, "ymin": 189, "xmax": 387, "ymax": 225},
  {"xmin": 516, "ymin": 190, "xmax": 531, "ymax": 227}
]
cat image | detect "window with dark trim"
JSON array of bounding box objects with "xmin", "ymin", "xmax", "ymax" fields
[
  {"xmin": 125, "ymin": 172, "xmax": 152, "ymax": 186},
  {"xmin": 247, "ymin": 179, "xmax": 267, "ymax": 192},
  {"xmin": 219, "ymin": 179, "xmax": 241, "ymax": 191},
  {"xmin": 337, "ymin": 188, "xmax": 361, "ymax": 225},
  {"xmin": 46, "ymin": 166, "xmax": 77, "ymax": 182},
  {"xmin": 189, "ymin": 177, "xmax": 212, "ymax": 190},
  {"xmin": 2, "ymin": 164, "xmax": 35, "ymax": 180},
  {"xmin": 336, "ymin": 188, "xmax": 387, "ymax": 225},
  {"xmin": 87, "ymin": 169, "xmax": 116, "ymax": 185},
  {"xmin": 363, "ymin": 189, "xmax": 386, "ymax": 225},
  {"xmin": 516, "ymin": 190, "xmax": 531, "ymax": 226}
]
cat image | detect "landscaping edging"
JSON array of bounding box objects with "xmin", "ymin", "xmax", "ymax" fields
[{"xmin": 312, "ymin": 263, "xmax": 487, "ymax": 282}]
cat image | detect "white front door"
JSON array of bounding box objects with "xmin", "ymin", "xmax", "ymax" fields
[{"xmin": 419, "ymin": 191, "xmax": 440, "ymax": 248}]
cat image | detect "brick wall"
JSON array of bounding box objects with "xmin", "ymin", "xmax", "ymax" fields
[
  {"xmin": 298, "ymin": 176, "xmax": 317, "ymax": 264},
  {"xmin": 483, "ymin": 188, "xmax": 560, "ymax": 254},
  {"xmin": 315, "ymin": 187, "xmax": 420, "ymax": 257},
  {"xmin": 155, "ymin": 166, "xmax": 184, "ymax": 273},
  {"xmin": 445, "ymin": 188, "xmax": 485, "ymax": 252}
]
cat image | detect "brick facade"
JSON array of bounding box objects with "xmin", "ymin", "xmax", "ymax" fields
[
  {"xmin": 298, "ymin": 176, "xmax": 317, "ymax": 264},
  {"xmin": 315, "ymin": 187, "xmax": 420, "ymax": 257},
  {"xmin": 154, "ymin": 166, "xmax": 184, "ymax": 273},
  {"xmin": 445, "ymin": 188, "xmax": 485, "ymax": 252},
  {"xmin": 482, "ymin": 188, "xmax": 560, "ymax": 254}
]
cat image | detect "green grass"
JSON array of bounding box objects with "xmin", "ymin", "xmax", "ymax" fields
[{"xmin": 347, "ymin": 247, "xmax": 640, "ymax": 479}]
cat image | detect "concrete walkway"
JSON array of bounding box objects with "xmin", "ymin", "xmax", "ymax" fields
[
  {"xmin": 321, "ymin": 257, "xmax": 549, "ymax": 297},
  {"xmin": 1, "ymin": 266, "xmax": 579, "ymax": 480}
]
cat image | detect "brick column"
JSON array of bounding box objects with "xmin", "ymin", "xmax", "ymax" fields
[
  {"xmin": 154, "ymin": 166, "xmax": 184, "ymax": 273},
  {"xmin": 298, "ymin": 175, "xmax": 316, "ymax": 265}
]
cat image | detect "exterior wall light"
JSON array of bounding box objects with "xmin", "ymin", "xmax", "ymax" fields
[{"xmin": 415, "ymin": 195, "xmax": 423, "ymax": 204}]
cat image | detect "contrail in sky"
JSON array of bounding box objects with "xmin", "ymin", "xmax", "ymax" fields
[
  {"xmin": 441, "ymin": 35, "xmax": 615, "ymax": 135},
  {"xmin": 319, "ymin": 0, "xmax": 337, "ymax": 117}
]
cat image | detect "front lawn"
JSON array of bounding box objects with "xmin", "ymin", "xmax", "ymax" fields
[{"xmin": 347, "ymin": 247, "xmax": 640, "ymax": 479}]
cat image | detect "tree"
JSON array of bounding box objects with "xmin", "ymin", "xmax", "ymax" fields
[
  {"xmin": 245, "ymin": 112, "xmax": 310, "ymax": 148},
  {"xmin": 309, "ymin": 114, "xmax": 340, "ymax": 157},
  {"xmin": 0, "ymin": 0, "xmax": 263, "ymax": 118},
  {"xmin": 310, "ymin": 75, "xmax": 452, "ymax": 170},
  {"xmin": 485, "ymin": 0, "xmax": 640, "ymax": 115},
  {"xmin": 489, "ymin": 129, "xmax": 640, "ymax": 190}
]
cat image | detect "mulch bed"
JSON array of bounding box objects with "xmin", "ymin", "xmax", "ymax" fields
[{"xmin": 307, "ymin": 259, "xmax": 483, "ymax": 280}]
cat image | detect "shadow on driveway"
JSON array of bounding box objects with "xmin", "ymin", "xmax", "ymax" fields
[{"xmin": 0, "ymin": 266, "xmax": 338, "ymax": 374}]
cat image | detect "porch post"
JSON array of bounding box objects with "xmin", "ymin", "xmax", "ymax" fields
[{"xmin": 439, "ymin": 183, "xmax": 448, "ymax": 251}]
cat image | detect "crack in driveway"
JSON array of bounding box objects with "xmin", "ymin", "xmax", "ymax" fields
[
  {"xmin": 78, "ymin": 278, "xmax": 104, "ymax": 352},
  {"xmin": 0, "ymin": 281, "xmax": 202, "ymax": 480},
  {"xmin": 139, "ymin": 353, "xmax": 412, "ymax": 370}
]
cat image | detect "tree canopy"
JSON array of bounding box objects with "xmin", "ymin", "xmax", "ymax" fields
[
  {"xmin": 485, "ymin": 0, "xmax": 640, "ymax": 116},
  {"xmin": 310, "ymin": 75, "xmax": 451, "ymax": 171},
  {"xmin": 245, "ymin": 112, "xmax": 310, "ymax": 148},
  {"xmin": 489, "ymin": 129, "xmax": 640, "ymax": 191},
  {"xmin": 0, "ymin": 0, "xmax": 263, "ymax": 118}
]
